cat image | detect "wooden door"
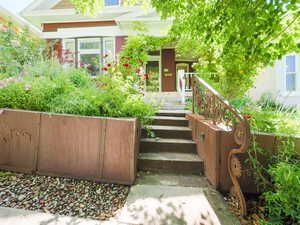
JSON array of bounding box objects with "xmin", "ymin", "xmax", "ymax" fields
[{"xmin": 161, "ymin": 49, "xmax": 176, "ymax": 92}]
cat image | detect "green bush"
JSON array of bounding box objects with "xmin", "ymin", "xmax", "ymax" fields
[
  {"xmin": 0, "ymin": 22, "xmax": 46, "ymax": 76},
  {"xmin": 0, "ymin": 60, "xmax": 156, "ymax": 123},
  {"xmin": 232, "ymin": 95, "xmax": 300, "ymax": 224},
  {"xmin": 263, "ymin": 161, "xmax": 300, "ymax": 224}
]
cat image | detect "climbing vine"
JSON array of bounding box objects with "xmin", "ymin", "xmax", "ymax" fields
[{"xmin": 117, "ymin": 35, "xmax": 170, "ymax": 86}]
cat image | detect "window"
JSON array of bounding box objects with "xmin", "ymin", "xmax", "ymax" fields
[
  {"xmin": 145, "ymin": 61, "xmax": 160, "ymax": 92},
  {"xmin": 63, "ymin": 37, "xmax": 115, "ymax": 75},
  {"xmin": 285, "ymin": 55, "xmax": 297, "ymax": 92},
  {"xmin": 63, "ymin": 39, "xmax": 75, "ymax": 65},
  {"xmin": 103, "ymin": 38, "xmax": 115, "ymax": 64},
  {"xmin": 105, "ymin": 0, "xmax": 119, "ymax": 6},
  {"xmin": 78, "ymin": 38, "xmax": 101, "ymax": 75}
]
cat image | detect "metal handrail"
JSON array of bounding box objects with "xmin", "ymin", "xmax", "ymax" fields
[{"xmin": 191, "ymin": 73, "xmax": 251, "ymax": 216}]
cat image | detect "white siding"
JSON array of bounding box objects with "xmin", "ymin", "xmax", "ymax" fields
[{"xmin": 249, "ymin": 53, "xmax": 300, "ymax": 106}]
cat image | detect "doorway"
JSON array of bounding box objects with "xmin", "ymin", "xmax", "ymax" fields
[{"xmin": 161, "ymin": 49, "xmax": 176, "ymax": 92}]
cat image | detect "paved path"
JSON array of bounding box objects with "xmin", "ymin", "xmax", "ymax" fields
[
  {"xmin": 0, "ymin": 207, "xmax": 122, "ymax": 225},
  {"xmin": 0, "ymin": 173, "xmax": 240, "ymax": 225}
]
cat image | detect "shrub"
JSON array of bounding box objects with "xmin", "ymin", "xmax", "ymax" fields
[
  {"xmin": 233, "ymin": 95, "xmax": 300, "ymax": 224},
  {"xmin": 0, "ymin": 60, "xmax": 156, "ymax": 124},
  {"xmin": 263, "ymin": 161, "xmax": 300, "ymax": 224},
  {"xmin": 0, "ymin": 22, "xmax": 46, "ymax": 76}
]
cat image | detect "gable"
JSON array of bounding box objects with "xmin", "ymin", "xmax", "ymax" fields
[{"xmin": 51, "ymin": 0, "xmax": 74, "ymax": 9}]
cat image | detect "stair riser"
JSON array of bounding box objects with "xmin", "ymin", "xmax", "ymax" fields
[
  {"xmin": 160, "ymin": 107, "xmax": 186, "ymax": 110},
  {"xmin": 151, "ymin": 119, "xmax": 188, "ymax": 127},
  {"xmin": 138, "ymin": 159, "xmax": 204, "ymax": 174},
  {"xmin": 140, "ymin": 141, "xmax": 197, "ymax": 154},
  {"xmin": 156, "ymin": 112, "xmax": 187, "ymax": 117},
  {"xmin": 142, "ymin": 129, "xmax": 192, "ymax": 140}
]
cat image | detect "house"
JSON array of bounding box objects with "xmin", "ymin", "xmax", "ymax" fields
[
  {"xmin": 22, "ymin": 0, "xmax": 196, "ymax": 92},
  {"xmin": 0, "ymin": 6, "xmax": 41, "ymax": 38},
  {"xmin": 21, "ymin": 0, "xmax": 299, "ymax": 106},
  {"xmin": 249, "ymin": 53, "xmax": 300, "ymax": 106}
]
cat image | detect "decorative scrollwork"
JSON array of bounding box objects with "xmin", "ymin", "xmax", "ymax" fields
[
  {"xmin": 191, "ymin": 74, "xmax": 250, "ymax": 217},
  {"xmin": 231, "ymin": 156, "xmax": 242, "ymax": 177}
]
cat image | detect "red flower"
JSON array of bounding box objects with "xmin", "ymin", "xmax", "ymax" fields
[
  {"xmin": 244, "ymin": 114, "xmax": 252, "ymax": 120},
  {"xmin": 123, "ymin": 63, "xmax": 130, "ymax": 68},
  {"xmin": 144, "ymin": 73, "xmax": 149, "ymax": 79},
  {"xmin": 107, "ymin": 63, "xmax": 112, "ymax": 67},
  {"xmin": 102, "ymin": 67, "xmax": 108, "ymax": 71}
]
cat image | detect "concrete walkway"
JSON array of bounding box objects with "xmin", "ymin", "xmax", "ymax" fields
[
  {"xmin": 0, "ymin": 174, "xmax": 240, "ymax": 225},
  {"xmin": 0, "ymin": 207, "xmax": 120, "ymax": 225},
  {"xmin": 111, "ymin": 173, "xmax": 240, "ymax": 225}
]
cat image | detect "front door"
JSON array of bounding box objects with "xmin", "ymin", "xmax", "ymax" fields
[{"xmin": 161, "ymin": 49, "xmax": 176, "ymax": 92}]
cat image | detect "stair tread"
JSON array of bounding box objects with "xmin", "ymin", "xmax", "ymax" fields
[
  {"xmin": 158, "ymin": 109, "xmax": 191, "ymax": 114},
  {"xmin": 136, "ymin": 171, "xmax": 208, "ymax": 187},
  {"xmin": 149, "ymin": 116, "xmax": 188, "ymax": 121},
  {"xmin": 145, "ymin": 125, "xmax": 192, "ymax": 131},
  {"xmin": 141, "ymin": 138, "xmax": 195, "ymax": 144},
  {"xmin": 139, "ymin": 152, "xmax": 202, "ymax": 162}
]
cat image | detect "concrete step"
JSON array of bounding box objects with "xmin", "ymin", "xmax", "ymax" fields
[
  {"xmin": 138, "ymin": 152, "xmax": 203, "ymax": 174},
  {"xmin": 156, "ymin": 109, "xmax": 191, "ymax": 117},
  {"xmin": 136, "ymin": 171, "xmax": 209, "ymax": 188},
  {"xmin": 149, "ymin": 116, "xmax": 189, "ymax": 127},
  {"xmin": 140, "ymin": 138, "xmax": 196, "ymax": 153},
  {"xmin": 142, "ymin": 125, "xmax": 192, "ymax": 140},
  {"xmin": 160, "ymin": 104, "xmax": 186, "ymax": 110}
]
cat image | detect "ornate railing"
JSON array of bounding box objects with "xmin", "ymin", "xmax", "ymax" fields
[{"xmin": 191, "ymin": 74, "xmax": 251, "ymax": 216}]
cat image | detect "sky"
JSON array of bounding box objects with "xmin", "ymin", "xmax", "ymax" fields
[{"xmin": 0, "ymin": 0, "xmax": 34, "ymax": 14}]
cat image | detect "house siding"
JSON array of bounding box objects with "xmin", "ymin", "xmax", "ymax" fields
[
  {"xmin": 115, "ymin": 36, "xmax": 127, "ymax": 55},
  {"xmin": 51, "ymin": 0, "xmax": 74, "ymax": 9},
  {"xmin": 43, "ymin": 21, "xmax": 117, "ymax": 32},
  {"xmin": 47, "ymin": 39, "xmax": 63, "ymax": 62},
  {"xmin": 249, "ymin": 53, "xmax": 300, "ymax": 106}
]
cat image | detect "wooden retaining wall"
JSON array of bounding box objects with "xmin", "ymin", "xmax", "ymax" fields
[
  {"xmin": 0, "ymin": 109, "xmax": 140, "ymax": 185},
  {"xmin": 187, "ymin": 114, "xmax": 300, "ymax": 194}
]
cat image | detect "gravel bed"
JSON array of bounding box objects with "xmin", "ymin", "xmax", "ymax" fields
[{"xmin": 0, "ymin": 172, "xmax": 130, "ymax": 220}]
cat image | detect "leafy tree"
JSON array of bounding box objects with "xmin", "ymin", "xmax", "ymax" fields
[
  {"xmin": 70, "ymin": 0, "xmax": 300, "ymax": 98},
  {"xmin": 0, "ymin": 22, "xmax": 46, "ymax": 76}
]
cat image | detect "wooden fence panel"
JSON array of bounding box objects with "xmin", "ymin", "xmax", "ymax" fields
[
  {"xmin": 0, "ymin": 109, "xmax": 41, "ymax": 173},
  {"xmin": 102, "ymin": 118, "xmax": 138, "ymax": 184},
  {"xmin": 37, "ymin": 113, "xmax": 105, "ymax": 180}
]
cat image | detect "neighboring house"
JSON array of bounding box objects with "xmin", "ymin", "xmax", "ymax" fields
[
  {"xmin": 22, "ymin": 0, "xmax": 196, "ymax": 92},
  {"xmin": 0, "ymin": 6, "xmax": 41, "ymax": 38},
  {"xmin": 249, "ymin": 53, "xmax": 300, "ymax": 106}
]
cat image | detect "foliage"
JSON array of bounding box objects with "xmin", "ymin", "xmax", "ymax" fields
[
  {"xmin": 263, "ymin": 161, "xmax": 300, "ymax": 224},
  {"xmin": 0, "ymin": 60, "xmax": 157, "ymax": 123},
  {"xmin": 118, "ymin": 35, "xmax": 169, "ymax": 87},
  {"xmin": 152, "ymin": 0, "xmax": 300, "ymax": 99},
  {"xmin": 232, "ymin": 95, "xmax": 300, "ymax": 136},
  {"xmin": 70, "ymin": 0, "xmax": 300, "ymax": 99},
  {"xmin": 0, "ymin": 171, "xmax": 15, "ymax": 177},
  {"xmin": 231, "ymin": 95, "xmax": 300, "ymax": 224},
  {"xmin": 0, "ymin": 22, "xmax": 46, "ymax": 76}
]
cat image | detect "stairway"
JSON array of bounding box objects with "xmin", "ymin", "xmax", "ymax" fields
[
  {"xmin": 138, "ymin": 98, "xmax": 204, "ymax": 175},
  {"xmin": 134, "ymin": 94, "xmax": 241, "ymax": 225}
]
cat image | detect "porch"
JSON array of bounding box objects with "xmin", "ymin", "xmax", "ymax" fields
[{"xmin": 144, "ymin": 48, "xmax": 196, "ymax": 93}]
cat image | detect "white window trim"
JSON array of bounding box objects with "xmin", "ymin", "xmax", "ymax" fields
[
  {"xmin": 283, "ymin": 53, "xmax": 298, "ymax": 96},
  {"xmin": 103, "ymin": 37, "xmax": 116, "ymax": 59},
  {"xmin": 62, "ymin": 39, "xmax": 76, "ymax": 66},
  {"xmin": 77, "ymin": 38, "xmax": 101, "ymax": 67},
  {"xmin": 63, "ymin": 37, "xmax": 116, "ymax": 73}
]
